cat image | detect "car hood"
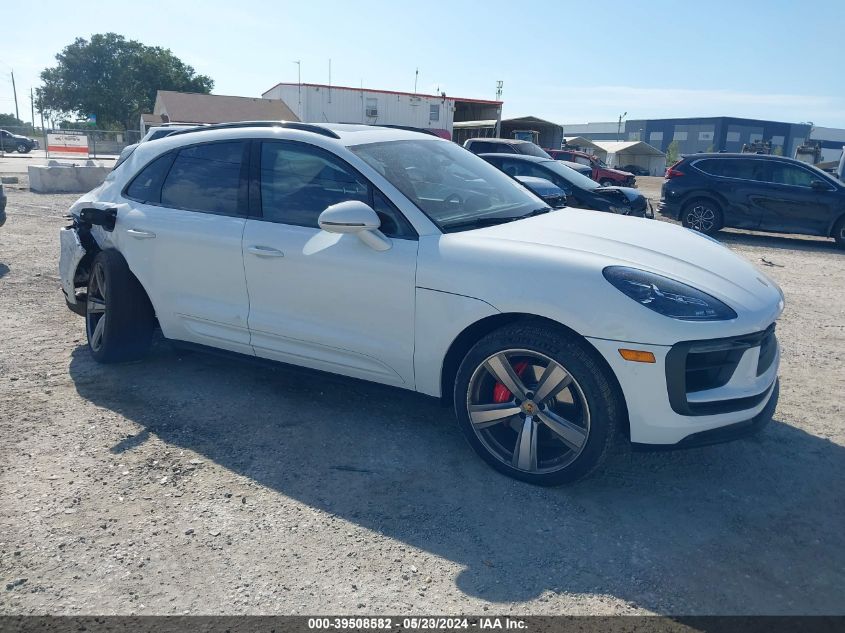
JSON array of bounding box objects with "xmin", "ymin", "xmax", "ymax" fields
[
  {"xmin": 604, "ymin": 167, "xmax": 633, "ymax": 177},
  {"xmin": 594, "ymin": 186, "xmax": 642, "ymax": 203},
  {"xmin": 459, "ymin": 208, "xmax": 783, "ymax": 316}
]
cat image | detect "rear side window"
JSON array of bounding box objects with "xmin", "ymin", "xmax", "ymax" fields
[
  {"xmin": 161, "ymin": 141, "xmax": 246, "ymax": 215},
  {"xmin": 695, "ymin": 158, "xmax": 767, "ymax": 181},
  {"xmin": 125, "ymin": 153, "xmax": 175, "ymax": 203},
  {"xmin": 469, "ymin": 141, "xmax": 496, "ymax": 154}
]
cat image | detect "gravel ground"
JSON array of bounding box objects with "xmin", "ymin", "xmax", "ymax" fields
[{"xmin": 1, "ymin": 176, "xmax": 843, "ymax": 616}]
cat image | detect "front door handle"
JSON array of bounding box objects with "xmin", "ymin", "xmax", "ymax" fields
[
  {"xmin": 126, "ymin": 228, "xmax": 156, "ymax": 239},
  {"xmin": 247, "ymin": 245, "xmax": 285, "ymax": 258}
]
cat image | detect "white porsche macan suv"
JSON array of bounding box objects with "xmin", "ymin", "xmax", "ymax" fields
[{"xmin": 59, "ymin": 122, "xmax": 783, "ymax": 485}]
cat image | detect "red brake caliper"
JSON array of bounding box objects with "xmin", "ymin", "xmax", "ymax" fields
[{"xmin": 492, "ymin": 361, "xmax": 529, "ymax": 403}]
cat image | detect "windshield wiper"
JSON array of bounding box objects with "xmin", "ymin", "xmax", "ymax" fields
[{"xmin": 443, "ymin": 207, "xmax": 552, "ymax": 231}]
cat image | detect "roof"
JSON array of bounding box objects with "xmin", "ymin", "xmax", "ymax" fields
[
  {"xmin": 592, "ymin": 141, "xmax": 665, "ymax": 156},
  {"xmin": 453, "ymin": 120, "xmax": 497, "ymax": 129},
  {"xmin": 503, "ymin": 116, "xmax": 562, "ymax": 127},
  {"xmin": 153, "ymin": 91, "xmax": 299, "ymax": 124},
  {"xmin": 263, "ymin": 82, "xmax": 503, "ymax": 105},
  {"xmin": 477, "ymin": 153, "xmax": 549, "ymax": 162},
  {"xmin": 563, "ymin": 136, "xmax": 602, "ymax": 150}
]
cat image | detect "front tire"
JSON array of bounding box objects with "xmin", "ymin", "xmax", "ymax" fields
[
  {"xmin": 832, "ymin": 215, "xmax": 845, "ymax": 248},
  {"xmin": 599, "ymin": 178, "xmax": 614, "ymax": 187},
  {"xmin": 681, "ymin": 198, "xmax": 722, "ymax": 235},
  {"xmin": 85, "ymin": 250, "xmax": 155, "ymax": 363},
  {"xmin": 453, "ymin": 323, "xmax": 621, "ymax": 485},
  {"xmin": 16, "ymin": 143, "xmax": 30, "ymax": 154}
]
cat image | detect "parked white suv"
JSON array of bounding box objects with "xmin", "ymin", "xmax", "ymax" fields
[{"xmin": 59, "ymin": 122, "xmax": 783, "ymax": 485}]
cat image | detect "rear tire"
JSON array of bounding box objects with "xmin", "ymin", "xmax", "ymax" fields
[
  {"xmin": 85, "ymin": 250, "xmax": 155, "ymax": 363},
  {"xmin": 453, "ymin": 322, "xmax": 621, "ymax": 485},
  {"xmin": 681, "ymin": 198, "xmax": 722, "ymax": 235}
]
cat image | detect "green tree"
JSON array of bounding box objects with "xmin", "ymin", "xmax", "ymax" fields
[
  {"xmin": 36, "ymin": 33, "xmax": 213, "ymax": 129},
  {"xmin": 665, "ymin": 140, "xmax": 681, "ymax": 165},
  {"xmin": 772, "ymin": 145, "xmax": 783, "ymax": 156},
  {"xmin": 0, "ymin": 113, "xmax": 25, "ymax": 127}
]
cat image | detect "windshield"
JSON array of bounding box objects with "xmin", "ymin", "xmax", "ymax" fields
[
  {"xmin": 351, "ymin": 139, "xmax": 547, "ymax": 232},
  {"xmin": 538, "ymin": 159, "xmax": 601, "ymax": 191}
]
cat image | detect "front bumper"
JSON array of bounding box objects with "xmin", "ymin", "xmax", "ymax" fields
[{"xmin": 587, "ymin": 328, "xmax": 780, "ymax": 446}]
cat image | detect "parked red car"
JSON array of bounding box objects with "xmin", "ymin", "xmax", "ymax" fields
[{"xmin": 546, "ymin": 148, "xmax": 636, "ymax": 187}]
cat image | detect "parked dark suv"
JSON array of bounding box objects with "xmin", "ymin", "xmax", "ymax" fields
[
  {"xmin": 660, "ymin": 153, "xmax": 845, "ymax": 247},
  {"xmin": 0, "ymin": 129, "xmax": 38, "ymax": 153}
]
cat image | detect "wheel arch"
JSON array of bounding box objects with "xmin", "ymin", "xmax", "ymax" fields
[
  {"xmin": 439, "ymin": 312, "xmax": 631, "ymax": 438},
  {"xmin": 828, "ymin": 210, "xmax": 845, "ymax": 238}
]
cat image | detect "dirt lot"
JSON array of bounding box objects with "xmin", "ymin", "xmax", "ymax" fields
[{"xmin": 1, "ymin": 175, "xmax": 843, "ymax": 616}]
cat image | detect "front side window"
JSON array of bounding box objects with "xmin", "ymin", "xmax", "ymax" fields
[
  {"xmin": 161, "ymin": 142, "xmax": 245, "ymax": 215},
  {"xmin": 768, "ymin": 163, "xmax": 817, "ymax": 187},
  {"xmin": 259, "ymin": 141, "xmax": 414, "ymax": 238},
  {"xmin": 351, "ymin": 139, "xmax": 546, "ymax": 232}
]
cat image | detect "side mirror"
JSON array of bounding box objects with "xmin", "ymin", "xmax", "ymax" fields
[
  {"xmin": 810, "ymin": 179, "xmax": 830, "ymax": 191},
  {"xmin": 318, "ymin": 201, "xmax": 391, "ymax": 251}
]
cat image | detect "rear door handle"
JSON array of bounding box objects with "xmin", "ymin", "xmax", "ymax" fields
[
  {"xmin": 126, "ymin": 229, "xmax": 156, "ymax": 239},
  {"xmin": 247, "ymin": 245, "xmax": 285, "ymax": 258}
]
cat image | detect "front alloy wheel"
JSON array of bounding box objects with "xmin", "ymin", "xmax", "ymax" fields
[
  {"xmin": 454, "ymin": 323, "xmax": 620, "ymax": 485},
  {"xmin": 466, "ymin": 350, "xmax": 590, "ymax": 474}
]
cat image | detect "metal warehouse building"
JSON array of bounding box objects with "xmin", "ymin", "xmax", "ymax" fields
[
  {"xmin": 262, "ymin": 83, "xmax": 502, "ymax": 140},
  {"xmin": 565, "ymin": 117, "xmax": 845, "ymax": 162}
]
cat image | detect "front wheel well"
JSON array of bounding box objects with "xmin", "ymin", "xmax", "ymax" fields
[{"xmin": 439, "ymin": 313, "xmax": 630, "ymax": 438}]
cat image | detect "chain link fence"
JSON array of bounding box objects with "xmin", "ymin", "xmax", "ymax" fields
[{"xmin": 0, "ymin": 125, "xmax": 142, "ymax": 158}]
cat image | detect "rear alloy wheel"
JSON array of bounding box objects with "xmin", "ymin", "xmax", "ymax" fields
[
  {"xmin": 454, "ymin": 324, "xmax": 620, "ymax": 485},
  {"xmin": 682, "ymin": 199, "xmax": 722, "ymax": 235},
  {"xmin": 86, "ymin": 250, "xmax": 155, "ymax": 363}
]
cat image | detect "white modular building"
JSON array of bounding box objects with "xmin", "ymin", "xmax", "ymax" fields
[{"xmin": 262, "ymin": 83, "xmax": 502, "ymax": 140}]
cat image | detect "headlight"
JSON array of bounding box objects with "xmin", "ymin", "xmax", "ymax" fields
[{"xmin": 602, "ymin": 266, "xmax": 737, "ymax": 321}]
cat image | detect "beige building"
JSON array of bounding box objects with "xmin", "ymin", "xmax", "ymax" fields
[{"xmin": 140, "ymin": 90, "xmax": 299, "ymax": 133}]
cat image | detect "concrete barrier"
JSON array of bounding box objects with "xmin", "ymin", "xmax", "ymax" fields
[{"xmin": 28, "ymin": 160, "xmax": 109, "ymax": 193}]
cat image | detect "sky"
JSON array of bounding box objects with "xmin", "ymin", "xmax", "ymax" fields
[{"xmin": 1, "ymin": 0, "xmax": 844, "ymax": 128}]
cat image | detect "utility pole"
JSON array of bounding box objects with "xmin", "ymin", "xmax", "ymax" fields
[
  {"xmin": 495, "ymin": 81, "xmax": 503, "ymax": 138},
  {"xmin": 328, "ymin": 58, "xmax": 331, "ymax": 103},
  {"xmin": 617, "ymin": 111, "xmax": 627, "ymax": 141},
  {"xmin": 30, "ymin": 88, "xmax": 35, "ymax": 130},
  {"xmin": 11, "ymin": 70, "xmax": 19, "ymax": 121},
  {"xmin": 414, "ymin": 68, "xmax": 418, "ymax": 94},
  {"xmin": 293, "ymin": 60, "xmax": 301, "ymax": 120}
]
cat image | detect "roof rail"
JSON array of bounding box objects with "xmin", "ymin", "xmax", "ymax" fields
[
  {"xmin": 374, "ymin": 124, "xmax": 440, "ymax": 137},
  {"xmin": 166, "ymin": 120, "xmax": 340, "ymax": 139}
]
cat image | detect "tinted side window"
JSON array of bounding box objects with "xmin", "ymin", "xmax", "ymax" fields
[
  {"xmin": 260, "ymin": 142, "xmax": 415, "ymax": 239},
  {"xmin": 372, "ymin": 190, "xmax": 416, "ymax": 239},
  {"xmin": 260, "ymin": 142, "xmax": 369, "ymax": 228},
  {"xmin": 469, "ymin": 141, "xmax": 495, "ymax": 154},
  {"xmin": 699, "ymin": 158, "xmax": 767, "ymax": 181},
  {"xmin": 125, "ymin": 153, "xmax": 176, "ymax": 203},
  {"xmin": 161, "ymin": 142, "xmax": 245, "ymax": 215},
  {"xmin": 768, "ymin": 163, "xmax": 816, "ymax": 187}
]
